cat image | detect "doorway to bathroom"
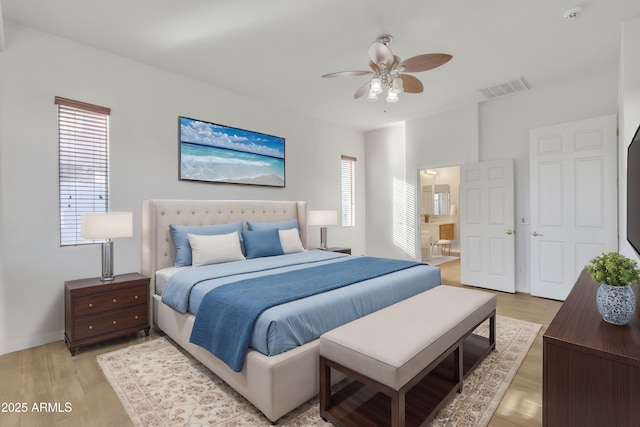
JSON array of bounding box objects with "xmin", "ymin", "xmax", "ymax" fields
[
  {"xmin": 418, "ymin": 160, "xmax": 516, "ymax": 292},
  {"xmin": 418, "ymin": 166, "xmax": 460, "ymax": 267}
]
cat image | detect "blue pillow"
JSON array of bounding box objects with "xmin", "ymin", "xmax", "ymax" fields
[
  {"xmin": 241, "ymin": 229, "xmax": 285, "ymax": 259},
  {"xmin": 170, "ymin": 222, "xmax": 243, "ymax": 267},
  {"xmin": 247, "ymin": 219, "xmax": 299, "ymax": 233}
]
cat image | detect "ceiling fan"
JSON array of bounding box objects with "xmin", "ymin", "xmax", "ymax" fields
[{"xmin": 322, "ymin": 34, "xmax": 452, "ymax": 103}]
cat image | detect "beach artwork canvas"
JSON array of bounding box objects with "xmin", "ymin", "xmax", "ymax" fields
[{"xmin": 179, "ymin": 116, "xmax": 285, "ymax": 187}]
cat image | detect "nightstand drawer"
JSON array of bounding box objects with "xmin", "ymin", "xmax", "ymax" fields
[
  {"xmin": 73, "ymin": 306, "xmax": 148, "ymax": 340},
  {"xmin": 74, "ymin": 284, "xmax": 147, "ymax": 316}
]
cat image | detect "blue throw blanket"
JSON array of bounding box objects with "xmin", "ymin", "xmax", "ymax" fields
[{"xmin": 190, "ymin": 256, "xmax": 421, "ymax": 372}]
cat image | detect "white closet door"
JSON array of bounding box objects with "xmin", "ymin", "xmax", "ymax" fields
[{"xmin": 529, "ymin": 114, "xmax": 617, "ymax": 300}]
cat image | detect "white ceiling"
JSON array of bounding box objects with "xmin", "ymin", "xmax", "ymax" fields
[{"xmin": 2, "ymin": 0, "xmax": 640, "ymax": 131}]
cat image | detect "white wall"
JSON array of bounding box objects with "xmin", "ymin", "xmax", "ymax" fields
[
  {"xmin": 364, "ymin": 123, "xmax": 410, "ymax": 259},
  {"xmin": 365, "ymin": 71, "xmax": 618, "ymax": 293},
  {"xmin": 366, "ymin": 105, "xmax": 479, "ymax": 259},
  {"xmin": 619, "ymin": 16, "xmax": 640, "ymax": 262},
  {"xmin": 406, "ymin": 104, "xmax": 480, "ymax": 168},
  {"xmin": 0, "ymin": 23, "xmax": 365, "ymax": 355},
  {"xmin": 480, "ymin": 70, "xmax": 619, "ymax": 292},
  {"xmin": 0, "ymin": 87, "xmax": 5, "ymax": 350}
]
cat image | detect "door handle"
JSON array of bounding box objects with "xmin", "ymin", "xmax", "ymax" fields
[
  {"xmin": 506, "ymin": 230, "xmax": 514, "ymax": 235},
  {"xmin": 532, "ymin": 231, "xmax": 543, "ymax": 237}
]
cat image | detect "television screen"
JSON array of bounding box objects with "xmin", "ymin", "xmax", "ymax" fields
[
  {"xmin": 627, "ymin": 123, "xmax": 640, "ymax": 256},
  {"xmin": 179, "ymin": 116, "xmax": 285, "ymax": 187}
]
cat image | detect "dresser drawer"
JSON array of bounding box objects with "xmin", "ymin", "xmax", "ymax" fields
[
  {"xmin": 74, "ymin": 284, "xmax": 147, "ymax": 316},
  {"xmin": 73, "ymin": 305, "xmax": 148, "ymax": 341}
]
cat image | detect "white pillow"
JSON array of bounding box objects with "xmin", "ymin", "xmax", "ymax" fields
[
  {"xmin": 187, "ymin": 231, "xmax": 245, "ymax": 267},
  {"xmin": 278, "ymin": 228, "xmax": 304, "ymax": 254}
]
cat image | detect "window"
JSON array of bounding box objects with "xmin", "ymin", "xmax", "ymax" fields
[
  {"xmin": 341, "ymin": 155, "xmax": 356, "ymax": 227},
  {"xmin": 56, "ymin": 96, "xmax": 111, "ymax": 246}
]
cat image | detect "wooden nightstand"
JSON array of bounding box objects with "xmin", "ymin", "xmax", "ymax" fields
[
  {"xmin": 64, "ymin": 273, "xmax": 150, "ymax": 355},
  {"xmin": 322, "ymin": 247, "xmax": 351, "ymax": 255}
]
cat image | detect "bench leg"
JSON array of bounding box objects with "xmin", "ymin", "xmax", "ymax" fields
[
  {"xmin": 489, "ymin": 313, "xmax": 496, "ymax": 350},
  {"xmin": 319, "ymin": 356, "xmax": 332, "ymax": 416},
  {"xmin": 391, "ymin": 390, "xmax": 406, "ymax": 427},
  {"xmin": 454, "ymin": 344, "xmax": 463, "ymax": 393}
]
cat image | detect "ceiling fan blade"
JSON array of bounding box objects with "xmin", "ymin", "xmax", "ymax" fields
[
  {"xmin": 400, "ymin": 53, "xmax": 453, "ymax": 73},
  {"xmin": 368, "ymin": 41, "xmax": 394, "ymax": 66},
  {"xmin": 354, "ymin": 82, "xmax": 371, "ymax": 99},
  {"xmin": 400, "ymin": 74, "xmax": 424, "ymax": 93},
  {"xmin": 369, "ymin": 61, "xmax": 378, "ymax": 72},
  {"xmin": 322, "ymin": 71, "xmax": 373, "ymax": 78}
]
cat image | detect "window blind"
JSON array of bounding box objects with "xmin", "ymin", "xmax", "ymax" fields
[
  {"xmin": 341, "ymin": 155, "xmax": 356, "ymax": 227},
  {"xmin": 56, "ymin": 96, "xmax": 111, "ymax": 246}
]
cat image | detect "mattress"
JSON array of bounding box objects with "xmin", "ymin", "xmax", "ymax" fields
[
  {"xmin": 155, "ymin": 266, "xmax": 187, "ymax": 295},
  {"xmin": 160, "ymin": 250, "xmax": 441, "ymax": 357}
]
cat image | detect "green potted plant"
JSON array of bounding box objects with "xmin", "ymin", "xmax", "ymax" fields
[
  {"xmin": 422, "ymin": 213, "xmax": 430, "ymax": 223},
  {"xmin": 586, "ymin": 252, "xmax": 640, "ymax": 325}
]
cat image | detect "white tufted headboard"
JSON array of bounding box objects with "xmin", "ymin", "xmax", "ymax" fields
[{"xmin": 141, "ymin": 199, "xmax": 308, "ymax": 293}]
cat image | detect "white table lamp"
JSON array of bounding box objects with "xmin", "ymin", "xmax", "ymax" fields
[
  {"xmin": 308, "ymin": 210, "xmax": 338, "ymax": 250},
  {"xmin": 81, "ymin": 212, "xmax": 133, "ymax": 281}
]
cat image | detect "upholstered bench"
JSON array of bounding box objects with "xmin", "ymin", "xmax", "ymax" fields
[{"xmin": 319, "ymin": 285, "xmax": 496, "ymax": 427}]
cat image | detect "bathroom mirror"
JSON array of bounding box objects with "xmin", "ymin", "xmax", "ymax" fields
[
  {"xmin": 433, "ymin": 184, "xmax": 450, "ymax": 216},
  {"xmin": 422, "ymin": 187, "xmax": 434, "ymax": 215}
]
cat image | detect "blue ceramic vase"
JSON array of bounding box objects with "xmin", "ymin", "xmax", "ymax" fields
[{"xmin": 596, "ymin": 284, "xmax": 636, "ymax": 325}]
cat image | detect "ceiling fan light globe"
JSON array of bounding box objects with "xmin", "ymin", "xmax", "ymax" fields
[
  {"xmin": 391, "ymin": 77, "xmax": 404, "ymax": 94},
  {"xmin": 386, "ymin": 90, "xmax": 399, "ymax": 103},
  {"xmin": 370, "ymin": 77, "xmax": 383, "ymax": 94},
  {"xmin": 367, "ymin": 92, "xmax": 378, "ymax": 102}
]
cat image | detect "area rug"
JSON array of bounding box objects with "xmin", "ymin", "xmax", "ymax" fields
[{"xmin": 97, "ymin": 315, "xmax": 541, "ymax": 426}]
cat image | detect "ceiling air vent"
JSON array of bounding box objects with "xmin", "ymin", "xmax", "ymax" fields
[{"xmin": 479, "ymin": 78, "xmax": 529, "ymax": 99}]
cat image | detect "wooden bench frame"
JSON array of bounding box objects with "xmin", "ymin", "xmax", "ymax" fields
[{"xmin": 319, "ymin": 310, "xmax": 496, "ymax": 427}]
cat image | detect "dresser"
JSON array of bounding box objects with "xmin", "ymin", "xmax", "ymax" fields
[
  {"xmin": 543, "ymin": 269, "xmax": 640, "ymax": 426},
  {"xmin": 64, "ymin": 273, "xmax": 150, "ymax": 355}
]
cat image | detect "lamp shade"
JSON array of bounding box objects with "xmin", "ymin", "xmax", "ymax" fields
[
  {"xmin": 81, "ymin": 212, "xmax": 133, "ymax": 239},
  {"xmin": 308, "ymin": 210, "xmax": 338, "ymax": 226}
]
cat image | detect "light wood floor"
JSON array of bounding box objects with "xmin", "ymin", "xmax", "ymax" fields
[
  {"xmin": 440, "ymin": 260, "xmax": 562, "ymax": 426},
  {"xmin": 0, "ymin": 260, "xmax": 561, "ymax": 427}
]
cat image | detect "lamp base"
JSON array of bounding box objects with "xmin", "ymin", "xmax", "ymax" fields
[
  {"xmin": 100, "ymin": 240, "xmax": 115, "ymax": 281},
  {"xmin": 319, "ymin": 227, "xmax": 328, "ymax": 250}
]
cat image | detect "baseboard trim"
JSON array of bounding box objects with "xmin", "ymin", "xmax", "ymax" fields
[{"xmin": 0, "ymin": 330, "xmax": 64, "ymax": 356}]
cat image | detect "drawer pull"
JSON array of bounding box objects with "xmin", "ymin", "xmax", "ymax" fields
[
  {"xmin": 112, "ymin": 298, "xmax": 117, "ymax": 303},
  {"xmin": 88, "ymin": 325, "xmax": 93, "ymax": 330},
  {"xmin": 88, "ymin": 303, "xmax": 93, "ymax": 308},
  {"xmin": 134, "ymin": 295, "xmax": 139, "ymax": 300},
  {"xmin": 135, "ymin": 315, "xmax": 139, "ymax": 320},
  {"xmin": 112, "ymin": 320, "xmax": 117, "ymax": 325}
]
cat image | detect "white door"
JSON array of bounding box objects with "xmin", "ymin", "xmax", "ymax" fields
[
  {"xmin": 460, "ymin": 159, "xmax": 515, "ymax": 293},
  {"xmin": 530, "ymin": 115, "xmax": 618, "ymax": 300}
]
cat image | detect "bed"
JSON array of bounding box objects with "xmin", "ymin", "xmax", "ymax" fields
[{"xmin": 141, "ymin": 199, "xmax": 441, "ymax": 423}]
